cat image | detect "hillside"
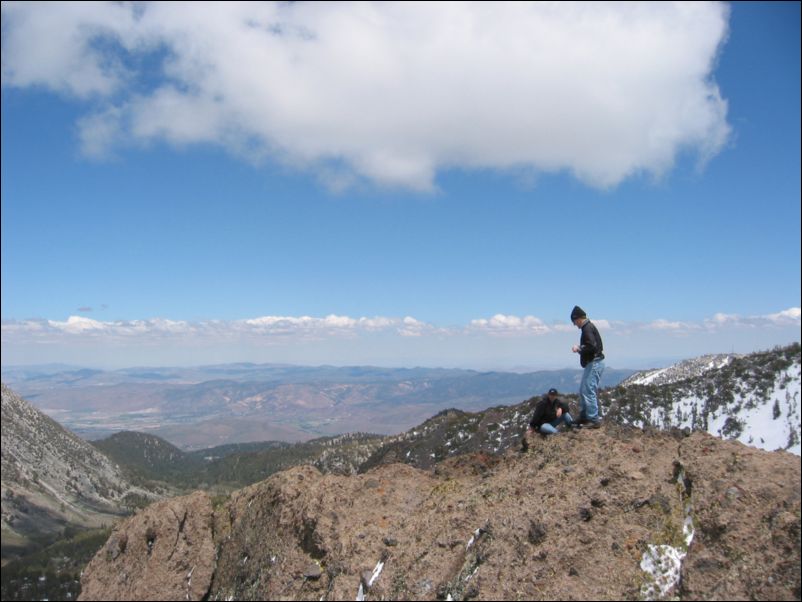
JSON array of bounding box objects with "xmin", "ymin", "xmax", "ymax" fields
[
  {"xmin": 0, "ymin": 385, "xmax": 160, "ymax": 558},
  {"xmin": 92, "ymin": 431, "xmax": 386, "ymax": 491},
  {"xmin": 620, "ymin": 353, "xmax": 739, "ymax": 387},
  {"xmin": 78, "ymin": 427, "xmax": 801, "ymax": 601},
  {"xmin": 91, "ymin": 431, "xmax": 196, "ymax": 481},
  {"xmin": 361, "ymin": 403, "xmax": 535, "ymax": 473},
  {"xmin": 606, "ymin": 343, "xmax": 801, "ymax": 455}
]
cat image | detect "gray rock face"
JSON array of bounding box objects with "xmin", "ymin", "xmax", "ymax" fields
[{"xmin": 1, "ymin": 384, "xmax": 158, "ymax": 544}]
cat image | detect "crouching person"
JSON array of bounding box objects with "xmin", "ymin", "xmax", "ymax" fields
[{"xmin": 527, "ymin": 388, "xmax": 574, "ymax": 437}]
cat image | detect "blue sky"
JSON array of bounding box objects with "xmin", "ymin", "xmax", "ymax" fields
[{"xmin": 1, "ymin": 1, "xmax": 800, "ymax": 369}]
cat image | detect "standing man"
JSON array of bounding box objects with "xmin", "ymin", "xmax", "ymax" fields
[{"xmin": 570, "ymin": 306, "xmax": 605, "ymax": 428}]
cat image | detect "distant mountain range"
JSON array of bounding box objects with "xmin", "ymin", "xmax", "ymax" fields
[
  {"xmin": 2, "ymin": 344, "xmax": 799, "ymax": 600},
  {"xmin": 1, "ymin": 363, "xmax": 636, "ymax": 449},
  {"xmin": 80, "ymin": 343, "xmax": 802, "ymax": 497}
]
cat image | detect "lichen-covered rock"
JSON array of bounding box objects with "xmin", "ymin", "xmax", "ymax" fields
[
  {"xmin": 80, "ymin": 428, "xmax": 801, "ymax": 601},
  {"xmin": 79, "ymin": 491, "xmax": 215, "ymax": 601},
  {"xmin": 679, "ymin": 434, "xmax": 802, "ymax": 601}
]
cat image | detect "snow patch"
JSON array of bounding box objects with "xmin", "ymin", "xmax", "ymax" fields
[
  {"xmin": 640, "ymin": 466, "xmax": 695, "ymax": 600},
  {"xmin": 355, "ymin": 559, "xmax": 384, "ymax": 601},
  {"xmin": 466, "ymin": 527, "xmax": 482, "ymax": 550}
]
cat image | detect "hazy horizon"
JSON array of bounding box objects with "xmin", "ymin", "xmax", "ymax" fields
[{"xmin": 3, "ymin": 341, "xmax": 800, "ymax": 374}]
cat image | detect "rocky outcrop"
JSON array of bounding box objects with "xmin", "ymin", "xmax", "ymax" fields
[
  {"xmin": 79, "ymin": 491, "xmax": 215, "ymax": 601},
  {"xmin": 79, "ymin": 426, "xmax": 801, "ymax": 600},
  {"xmin": 678, "ymin": 433, "xmax": 802, "ymax": 600}
]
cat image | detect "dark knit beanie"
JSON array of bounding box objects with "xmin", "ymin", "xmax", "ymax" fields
[{"xmin": 570, "ymin": 306, "xmax": 587, "ymax": 322}]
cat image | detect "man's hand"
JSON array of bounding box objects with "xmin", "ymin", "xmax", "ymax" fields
[
  {"xmin": 556, "ymin": 407, "xmax": 562, "ymax": 418},
  {"xmin": 572, "ymin": 345, "xmax": 580, "ymax": 353}
]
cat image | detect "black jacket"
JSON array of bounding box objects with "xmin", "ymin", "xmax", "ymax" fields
[
  {"xmin": 578, "ymin": 320, "xmax": 605, "ymax": 368},
  {"xmin": 529, "ymin": 395, "xmax": 571, "ymax": 429}
]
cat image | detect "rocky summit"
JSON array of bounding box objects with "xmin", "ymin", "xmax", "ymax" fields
[{"xmin": 79, "ymin": 425, "xmax": 801, "ymax": 601}]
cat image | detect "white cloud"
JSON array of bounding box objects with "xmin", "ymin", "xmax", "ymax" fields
[
  {"xmin": 765, "ymin": 307, "xmax": 802, "ymax": 325},
  {"xmin": 1, "ymin": 320, "xmax": 46, "ymax": 334},
  {"xmin": 4, "ymin": 308, "xmax": 798, "ymax": 348},
  {"xmin": 47, "ymin": 316, "xmax": 109, "ymax": 334},
  {"xmin": 0, "ymin": 1, "xmax": 136, "ymax": 97},
  {"xmin": 38, "ymin": 316, "xmax": 195, "ymax": 338},
  {"xmin": 240, "ymin": 314, "xmax": 407, "ymax": 335},
  {"xmin": 1, "ymin": 1, "xmax": 731, "ymax": 190},
  {"xmin": 3, "ymin": 308, "xmax": 798, "ymax": 369},
  {"xmin": 646, "ymin": 319, "xmax": 696, "ymax": 331},
  {"xmin": 239, "ymin": 314, "xmax": 357, "ymax": 338},
  {"xmin": 398, "ymin": 316, "xmax": 436, "ymax": 337},
  {"xmin": 706, "ymin": 312, "xmax": 740, "ymax": 327},
  {"xmin": 639, "ymin": 308, "xmax": 802, "ymax": 333},
  {"xmin": 469, "ymin": 314, "xmax": 551, "ymax": 336}
]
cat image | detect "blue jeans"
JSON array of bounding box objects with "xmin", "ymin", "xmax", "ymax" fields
[
  {"xmin": 579, "ymin": 359, "xmax": 605, "ymax": 422},
  {"xmin": 539, "ymin": 412, "xmax": 574, "ymax": 434}
]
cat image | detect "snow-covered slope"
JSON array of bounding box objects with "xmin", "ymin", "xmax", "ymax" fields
[
  {"xmin": 606, "ymin": 344, "xmax": 801, "ymax": 455},
  {"xmin": 621, "ymin": 354, "xmax": 738, "ymax": 387}
]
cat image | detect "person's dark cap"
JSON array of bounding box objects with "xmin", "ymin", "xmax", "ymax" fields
[
  {"xmin": 570, "ymin": 305, "xmax": 587, "ymax": 322},
  {"xmin": 548, "ymin": 388, "xmax": 558, "ymax": 395}
]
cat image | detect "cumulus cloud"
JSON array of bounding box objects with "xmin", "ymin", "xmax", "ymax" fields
[
  {"xmin": 239, "ymin": 314, "xmax": 402, "ymax": 337},
  {"xmin": 703, "ymin": 308, "xmax": 802, "ymax": 330},
  {"xmin": 2, "ymin": 314, "xmax": 434, "ymax": 342},
  {"xmin": 2, "ymin": 307, "xmax": 798, "ymax": 373},
  {"xmin": 47, "ymin": 316, "xmax": 109, "ymax": 334},
  {"xmin": 0, "ymin": 1, "xmax": 137, "ymax": 97},
  {"xmin": 467, "ymin": 309, "xmax": 800, "ymax": 337},
  {"xmin": 646, "ymin": 318, "xmax": 696, "ymax": 331},
  {"xmin": 42, "ymin": 316, "xmax": 193, "ymax": 337},
  {"xmin": 469, "ymin": 314, "xmax": 551, "ymax": 336},
  {"xmin": 637, "ymin": 308, "xmax": 801, "ymax": 334},
  {"xmin": 764, "ymin": 307, "xmax": 802, "ymax": 325},
  {"xmin": 1, "ymin": 1, "xmax": 732, "ymax": 190},
  {"xmin": 398, "ymin": 316, "xmax": 440, "ymax": 337},
  {"xmin": 4, "ymin": 308, "xmax": 797, "ymax": 347},
  {"xmin": 468, "ymin": 314, "xmax": 616, "ymax": 336}
]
